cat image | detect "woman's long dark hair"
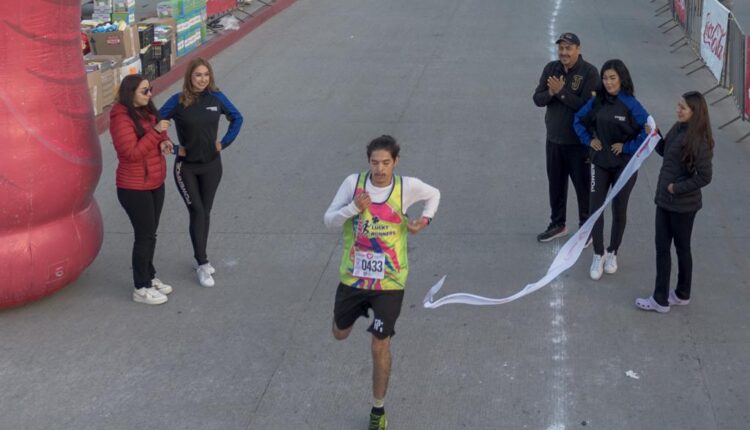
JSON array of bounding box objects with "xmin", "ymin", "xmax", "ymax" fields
[
  {"xmin": 680, "ymin": 90, "xmax": 714, "ymax": 166},
  {"xmin": 594, "ymin": 59, "xmax": 635, "ymax": 104},
  {"xmin": 116, "ymin": 74, "xmax": 159, "ymax": 137}
]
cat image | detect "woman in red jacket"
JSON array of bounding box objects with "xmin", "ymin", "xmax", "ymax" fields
[{"xmin": 110, "ymin": 75, "xmax": 174, "ymax": 305}]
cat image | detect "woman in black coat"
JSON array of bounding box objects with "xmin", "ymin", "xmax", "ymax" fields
[{"xmin": 636, "ymin": 91, "xmax": 714, "ymax": 313}]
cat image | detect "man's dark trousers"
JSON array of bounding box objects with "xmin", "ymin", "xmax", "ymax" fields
[{"xmin": 546, "ymin": 140, "xmax": 589, "ymax": 227}]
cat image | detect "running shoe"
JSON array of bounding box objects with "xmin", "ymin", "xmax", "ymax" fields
[
  {"xmin": 197, "ymin": 264, "xmax": 215, "ymax": 287},
  {"xmin": 603, "ymin": 251, "xmax": 618, "ymax": 274},
  {"xmin": 133, "ymin": 287, "xmax": 168, "ymax": 305},
  {"xmin": 635, "ymin": 296, "xmax": 670, "ymax": 313},
  {"xmin": 151, "ymin": 278, "xmax": 173, "ymax": 295},
  {"xmin": 368, "ymin": 412, "xmax": 387, "ymax": 430},
  {"xmin": 195, "ymin": 262, "xmax": 216, "ymax": 275},
  {"xmin": 589, "ymin": 254, "xmax": 604, "ymax": 280},
  {"xmin": 668, "ymin": 290, "xmax": 690, "ymax": 306},
  {"xmin": 537, "ymin": 224, "xmax": 568, "ymax": 242}
]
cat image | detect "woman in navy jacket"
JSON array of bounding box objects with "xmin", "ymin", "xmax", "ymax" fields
[
  {"xmin": 636, "ymin": 91, "xmax": 713, "ymax": 313},
  {"xmin": 159, "ymin": 58, "xmax": 243, "ymax": 288},
  {"xmin": 574, "ymin": 59, "xmax": 650, "ymax": 281}
]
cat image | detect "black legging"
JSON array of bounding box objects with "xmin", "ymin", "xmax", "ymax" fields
[
  {"xmin": 589, "ymin": 164, "xmax": 637, "ymax": 256},
  {"xmin": 174, "ymin": 156, "xmax": 223, "ymax": 265},
  {"xmin": 652, "ymin": 207, "xmax": 697, "ymax": 306},
  {"xmin": 117, "ymin": 184, "xmax": 165, "ymax": 289}
]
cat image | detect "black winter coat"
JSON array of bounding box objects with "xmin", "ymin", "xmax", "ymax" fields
[
  {"xmin": 654, "ymin": 123, "xmax": 713, "ymax": 213},
  {"xmin": 533, "ymin": 56, "xmax": 600, "ymax": 145}
]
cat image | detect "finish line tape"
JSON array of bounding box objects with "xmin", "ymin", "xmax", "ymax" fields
[{"xmin": 423, "ymin": 117, "xmax": 658, "ymax": 309}]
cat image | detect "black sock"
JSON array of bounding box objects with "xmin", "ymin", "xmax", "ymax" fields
[{"xmin": 371, "ymin": 406, "xmax": 385, "ymax": 416}]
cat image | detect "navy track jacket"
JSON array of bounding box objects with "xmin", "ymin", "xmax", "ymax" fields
[
  {"xmin": 573, "ymin": 92, "xmax": 649, "ymax": 169},
  {"xmin": 160, "ymin": 90, "xmax": 243, "ymax": 163}
]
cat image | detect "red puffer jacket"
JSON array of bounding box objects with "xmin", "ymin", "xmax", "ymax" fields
[{"xmin": 109, "ymin": 103, "xmax": 169, "ymax": 190}]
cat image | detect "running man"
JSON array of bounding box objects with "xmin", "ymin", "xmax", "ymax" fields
[{"xmin": 324, "ymin": 135, "xmax": 440, "ymax": 430}]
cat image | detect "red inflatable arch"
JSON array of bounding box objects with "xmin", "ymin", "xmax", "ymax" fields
[{"xmin": 0, "ymin": 1, "xmax": 103, "ymax": 308}]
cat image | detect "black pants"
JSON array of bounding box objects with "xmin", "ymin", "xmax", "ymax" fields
[
  {"xmin": 589, "ymin": 164, "xmax": 637, "ymax": 256},
  {"xmin": 174, "ymin": 156, "xmax": 223, "ymax": 265},
  {"xmin": 546, "ymin": 141, "xmax": 590, "ymax": 228},
  {"xmin": 653, "ymin": 207, "xmax": 697, "ymax": 306},
  {"xmin": 117, "ymin": 185, "xmax": 165, "ymax": 289}
]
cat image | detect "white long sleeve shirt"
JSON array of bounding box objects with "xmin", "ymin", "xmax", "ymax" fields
[{"xmin": 324, "ymin": 173, "xmax": 441, "ymax": 228}]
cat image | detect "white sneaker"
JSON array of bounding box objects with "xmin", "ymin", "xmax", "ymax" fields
[
  {"xmin": 635, "ymin": 296, "xmax": 670, "ymax": 313},
  {"xmin": 590, "ymin": 254, "xmax": 604, "ymax": 280},
  {"xmin": 195, "ymin": 262, "xmax": 216, "ymax": 275},
  {"xmin": 151, "ymin": 278, "xmax": 173, "ymax": 295},
  {"xmin": 197, "ymin": 264, "xmax": 215, "ymax": 287},
  {"xmin": 668, "ymin": 290, "xmax": 690, "ymax": 306},
  {"xmin": 603, "ymin": 251, "xmax": 618, "ymax": 274},
  {"xmin": 133, "ymin": 287, "xmax": 168, "ymax": 305}
]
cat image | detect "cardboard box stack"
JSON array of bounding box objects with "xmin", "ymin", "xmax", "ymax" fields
[
  {"xmin": 152, "ymin": 41, "xmax": 172, "ymax": 76},
  {"xmin": 141, "ymin": 17, "xmax": 177, "ymax": 77},
  {"xmin": 85, "ymin": 59, "xmax": 117, "ymax": 109},
  {"xmin": 157, "ymin": 0, "xmax": 207, "ymax": 57},
  {"xmin": 137, "ymin": 24, "xmax": 158, "ymax": 82},
  {"xmin": 83, "ymin": 0, "xmax": 209, "ymax": 116},
  {"xmin": 88, "ymin": 25, "xmax": 139, "ymax": 58},
  {"xmin": 112, "ymin": 0, "xmax": 136, "ymax": 25},
  {"xmin": 93, "ymin": 0, "xmax": 113, "ymax": 23},
  {"xmin": 87, "ymin": 24, "xmax": 142, "ymax": 89}
]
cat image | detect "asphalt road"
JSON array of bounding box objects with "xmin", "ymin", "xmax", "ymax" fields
[{"xmin": 5, "ymin": 0, "xmax": 750, "ymax": 429}]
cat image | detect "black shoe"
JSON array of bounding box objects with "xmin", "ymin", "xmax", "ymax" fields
[{"xmin": 537, "ymin": 224, "xmax": 568, "ymax": 242}]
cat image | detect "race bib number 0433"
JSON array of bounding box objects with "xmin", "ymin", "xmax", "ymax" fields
[{"xmin": 353, "ymin": 251, "xmax": 385, "ymax": 279}]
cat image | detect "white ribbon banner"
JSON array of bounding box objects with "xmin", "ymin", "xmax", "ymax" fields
[{"xmin": 424, "ymin": 117, "xmax": 659, "ymax": 309}]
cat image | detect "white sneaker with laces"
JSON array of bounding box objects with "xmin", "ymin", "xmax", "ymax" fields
[
  {"xmin": 590, "ymin": 254, "xmax": 604, "ymax": 280},
  {"xmin": 668, "ymin": 290, "xmax": 690, "ymax": 306},
  {"xmin": 133, "ymin": 287, "xmax": 168, "ymax": 305},
  {"xmin": 151, "ymin": 278, "xmax": 173, "ymax": 295},
  {"xmin": 603, "ymin": 251, "xmax": 618, "ymax": 274},
  {"xmin": 197, "ymin": 264, "xmax": 215, "ymax": 287},
  {"xmin": 195, "ymin": 262, "xmax": 216, "ymax": 275}
]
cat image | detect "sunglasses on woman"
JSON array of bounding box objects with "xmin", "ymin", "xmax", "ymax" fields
[{"xmin": 140, "ymin": 86, "xmax": 154, "ymax": 95}]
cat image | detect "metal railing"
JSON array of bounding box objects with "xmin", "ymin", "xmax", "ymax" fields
[{"xmin": 658, "ymin": 0, "xmax": 750, "ymax": 141}]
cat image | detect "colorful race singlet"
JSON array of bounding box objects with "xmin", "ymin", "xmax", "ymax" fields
[{"xmin": 339, "ymin": 172, "xmax": 408, "ymax": 291}]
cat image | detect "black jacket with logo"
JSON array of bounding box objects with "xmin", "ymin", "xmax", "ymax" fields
[
  {"xmin": 573, "ymin": 92, "xmax": 650, "ymax": 169},
  {"xmin": 654, "ymin": 123, "xmax": 713, "ymax": 213},
  {"xmin": 533, "ymin": 56, "xmax": 600, "ymax": 145},
  {"xmin": 159, "ymin": 90, "xmax": 244, "ymax": 163}
]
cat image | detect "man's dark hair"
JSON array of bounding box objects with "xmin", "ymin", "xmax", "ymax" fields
[{"xmin": 367, "ymin": 135, "xmax": 400, "ymax": 159}]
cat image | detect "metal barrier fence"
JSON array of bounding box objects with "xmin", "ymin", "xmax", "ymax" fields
[
  {"xmin": 659, "ymin": 0, "xmax": 750, "ymax": 141},
  {"xmin": 688, "ymin": 0, "xmax": 704, "ymax": 53},
  {"xmin": 722, "ymin": 16, "xmax": 745, "ymax": 126}
]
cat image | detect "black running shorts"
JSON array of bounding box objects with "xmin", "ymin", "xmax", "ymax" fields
[{"xmin": 333, "ymin": 283, "xmax": 405, "ymax": 339}]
